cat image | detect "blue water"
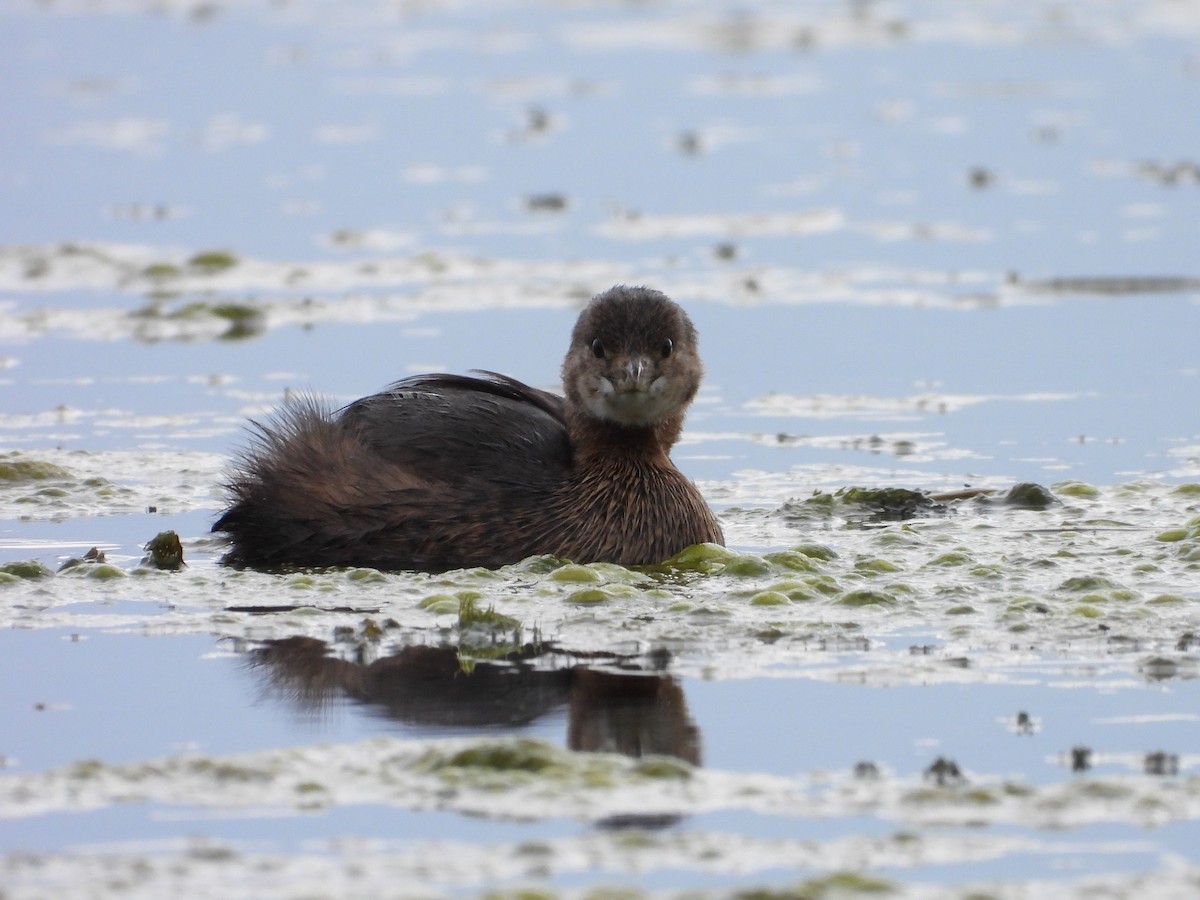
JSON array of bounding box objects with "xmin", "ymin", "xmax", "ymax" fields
[{"xmin": 3, "ymin": 1, "xmax": 1199, "ymax": 894}]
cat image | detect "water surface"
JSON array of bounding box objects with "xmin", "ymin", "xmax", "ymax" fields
[{"xmin": 2, "ymin": 0, "xmax": 1199, "ymax": 896}]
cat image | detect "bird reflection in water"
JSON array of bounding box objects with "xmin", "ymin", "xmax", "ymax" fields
[{"xmin": 245, "ymin": 637, "xmax": 701, "ymax": 766}]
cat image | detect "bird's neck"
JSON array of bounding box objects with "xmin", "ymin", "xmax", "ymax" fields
[{"xmin": 566, "ymin": 411, "xmax": 683, "ymax": 466}]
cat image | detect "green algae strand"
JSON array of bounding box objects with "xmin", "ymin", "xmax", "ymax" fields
[{"xmin": 458, "ymin": 597, "xmax": 520, "ymax": 630}]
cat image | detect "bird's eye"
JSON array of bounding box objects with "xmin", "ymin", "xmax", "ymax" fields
[
  {"xmin": 590, "ymin": 338, "xmax": 605, "ymax": 359},
  {"xmin": 660, "ymin": 338, "xmax": 673, "ymax": 358}
]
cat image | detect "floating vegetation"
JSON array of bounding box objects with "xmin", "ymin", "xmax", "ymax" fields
[
  {"xmin": 141, "ymin": 261, "xmax": 183, "ymax": 280},
  {"xmin": 836, "ymin": 588, "xmax": 898, "ymax": 607},
  {"xmin": 781, "ymin": 482, "xmax": 1063, "ymax": 524},
  {"xmin": 187, "ymin": 250, "xmax": 239, "ymax": 274},
  {"xmin": 1144, "ymin": 751, "xmax": 1181, "ymax": 776},
  {"xmin": 1012, "ymin": 274, "xmax": 1200, "ymax": 295},
  {"xmin": 0, "ymin": 560, "xmax": 54, "ymax": 581},
  {"xmin": 6, "ymin": 3, "xmax": 1200, "ymax": 897},
  {"xmin": 782, "ymin": 486, "xmax": 949, "ymax": 524},
  {"xmin": 58, "ymin": 547, "xmax": 123, "ymax": 579},
  {"xmin": 1054, "ymin": 480, "xmax": 1101, "ymax": 499},
  {"xmin": 0, "ymin": 456, "xmax": 73, "ymax": 482},
  {"xmin": 524, "ymin": 192, "xmax": 569, "ymax": 213},
  {"xmin": 991, "ymin": 482, "xmax": 1060, "ymax": 510},
  {"xmin": 417, "ymin": 738, "xmax": 585, "ymax": 781},
  {"xmin": 457, "ymin": 595, "xmax": 520, "ymax": 632},
  {"xmin": 1, "ymin": 472, "xmax": 1196, "ymax": 680},
  {"xmin": 653, "ymin": 541, "xmax": 743, "ymax": 574},
  {"xmin": 192, "ymin": 302, "xmax": 264, "ymax": 340},
  {"xmin": 923, "ymin": 756, "xmax": 966, "ymax": 787},
  {"xmin": 132, "ymin": 297, "xmax": 266, "ymax": 341},
  {"xmin": 141, "ymin": 531, "xmax": 185, "ymax": 570},
  {"xmin": 0, "ymin": 454, "xmax": 140, "ymax": 520},
  {"xmin": 2, "ymin": 731, "xmax": 1196, "ymax": 832},
  {"xmin": 1134, "ymin": 159, "xmax": 1200, "ymax": 187},
  {"xmin": 57, "ymin": 546, "xmax": 107, "ymax": 571}
]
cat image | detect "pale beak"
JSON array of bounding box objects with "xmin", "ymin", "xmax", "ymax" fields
[{"xmin": 615, "ymin": 356, "xmax": 653, "ymax": 393}]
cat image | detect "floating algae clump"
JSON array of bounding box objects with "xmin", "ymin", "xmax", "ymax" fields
[
  {"xmin": 550, "ymin": 564, "xmax": 603, "ymax": 583},
  {"xmin": 927, "ymin": 551, "xmax": 973, "ymax": 567},
  {"xmin": 739, "ymin": 872, "xmax": 896, "ymax": 898},
  {"xmin": 631, "ymin": 757, "xmax": 692, "ymax": 780},
  {"xmin": 187, "ymin": 250, "xmax": 239, "ymax": 273},
  {"xmin": 413, "ymin": 739, "xmax": 610, "ymax": 788},
  {"xmin": 1054, "ymin": 480, "xmax": 1100, "ymax": 499},
  {"xmin": 0, "ymin": 456, "xmax": 72, "ymax": 481},
  {"xmin": 206, "ymin": 303, "xmax": 265, "ymax": 340},
  {"xmin": 141, "ymin": 531, "xmax": 185, "ymax": 570},
  {"xmin": 836, "ymin": 589, "xmax": 898, "ymax": 607},
  {"xmin": 1001, "ymin": 482, "xmax": 1059, "ymax": 509},
  {"xmin": 653, "ymin": 544, "xmax": 774, "ymax": 576},
  {"xmin": 59, "ymin": 547, "xmax": 123, "ymax": 578},
  {"xmin": 762, "ymin": 549, "xmax": 825, "ymax": 572},
  {"xmin": 1156, "ymin": 528, "xmax": 1190, "ymax": 542},
  {"xmin": 566, "ymin": 584, "xmax": 643, "ymax": 604},
  {"xmin": 414, "ymin": 737, "xmax": 690, "ymax": 792},
  {"xmin": 749, "ymin": 590, "xmax": 789, "ymax": 606},
  {"xmin": 655, "ymin": 542, "xmax": 740, "ymax": 574},
  {"xmin": 418, "ymin": 593, "xmax": 462, "ymax": 615},
  {"xmin": 141, "ymin": 262, "xmax": 183, "ymax": 281},
  {"xmin": 171, "ymin": 301, "xmax": 264, "ymax": 339},
  {"xmin": 1057, "ymin": 575, "xmax": 1122, "ymax": 593},
  {"xmin": 783, "ymin": 487, "xmax": 947, "ymax": 523},
  {"xmin": 426, "ymin": 739, "xmax": 566, "ymax": 774},
  {"xmin": 132, "ymin": 296, "xmax": 265, "ymax": 340},
  {"xmin": 61, "ymin": 561, "xmax": 125, "ymax": 579},
  {"xmin": 0, "ymin": 560, "xmax": 54, "ymax": 581},
  {"xmin": 457, "ymin": 596, "xmax": 520, "ymax": 631}
]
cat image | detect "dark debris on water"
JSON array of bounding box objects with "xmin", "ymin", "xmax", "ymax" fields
[
  {"xmin": 142, "ymin": 531, "xmax": 185, "ymax": 570},
  {"xmin": 781, "ymin": 482, "xmax": 1059, "ymax": 524}
]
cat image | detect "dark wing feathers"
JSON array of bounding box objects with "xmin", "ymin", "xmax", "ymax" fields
[
  {"xmin": 336, "ymin": 371, "xmax": 571, "ymax": 484},
  {"xmin": 369, "ymin": 371, "xmax": 565, "ymax": 420}
]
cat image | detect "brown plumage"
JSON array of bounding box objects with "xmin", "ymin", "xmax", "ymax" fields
[{"xmin": 212, "ymin": 285, "xmax": 724, "ymax": 571}]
